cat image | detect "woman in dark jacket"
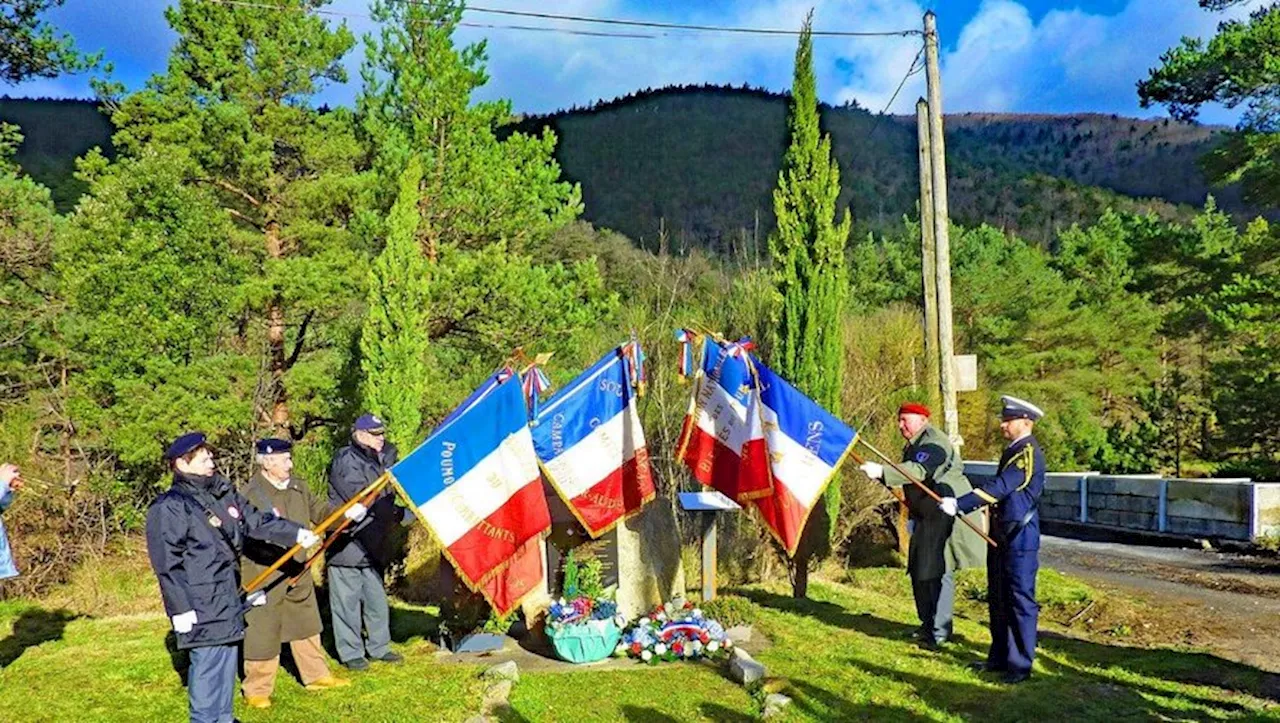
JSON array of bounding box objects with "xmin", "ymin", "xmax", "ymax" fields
[{"xmin": 145, "ymin": 432, "xmax": 318, "ymax": 723}]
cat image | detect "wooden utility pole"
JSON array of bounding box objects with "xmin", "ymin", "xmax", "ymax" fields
[
  {"xmin": 916, "ymin": 97, "xmax": 941, "ymax": 413},
  {"xmin": 923, "ymin": 11, "xmax": 962, "ymax": 446}
]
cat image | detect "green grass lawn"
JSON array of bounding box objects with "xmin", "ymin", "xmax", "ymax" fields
[{"xmin": 0, "ymin": 568, "xmax": 1276, "ymax": 722}]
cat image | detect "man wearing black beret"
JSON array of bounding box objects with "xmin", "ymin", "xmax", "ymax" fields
[{"xmin": 145, "ymin": 432, "xmax": 321, "ymax": 723}]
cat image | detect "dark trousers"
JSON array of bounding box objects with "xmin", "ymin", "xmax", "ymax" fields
[
  {"xmin": 329, "ymin": 565, "xmax": 391, "ymax": 663},
  {"xmin": 987, "ymin": 546, "xmax": 1040, "ymax": 674},
  {"xmin": 912, "ymin": 572, "xmax": 955, "ymax": 643},
  {"xmin": 188, "ymin": 644, "xmax": 237, "ymax": 723}
]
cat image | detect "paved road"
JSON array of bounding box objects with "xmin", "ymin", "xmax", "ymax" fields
[{"xmin": 1040, "ymin": 535, "xmax": 1280, "ymax": 671}]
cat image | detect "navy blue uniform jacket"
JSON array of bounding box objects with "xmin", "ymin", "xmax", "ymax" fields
[
  {"xmin": 326, "ymin": 440, "xmax": 403, "ymax": 570},
  {"xmin": 957, "ymin": 435, "xmax": 1045, "ymax": 549},
  {"xmin": 145, "ymin": 471, "xmax": 301, "ymax": 650}
]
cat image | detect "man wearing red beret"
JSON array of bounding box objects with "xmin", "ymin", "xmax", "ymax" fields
[{"xmin": 859, "ymin": 403, "xmax": 986, "ymax": 648}]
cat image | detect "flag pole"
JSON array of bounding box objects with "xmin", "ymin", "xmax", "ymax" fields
[
  {"xmin": 853, "ymin": 439, "xmax": 997, "ymax": 548},
  {"xmin": 242, "ymin": 472, "xmax": 392, "ymax": 594},
  {"xmin": 286, "ymin": 476, "xmax": 395, "ymax": 588}
]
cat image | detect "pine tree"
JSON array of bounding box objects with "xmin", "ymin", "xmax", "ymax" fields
[
  {"xmin": 360, "ymin": 157, "xmax": 430, "ymax": 450},
  {"xmin": 360, "ymin": 0, "xmax": 581, "ymax": 259},
  {"xmin": 357, "ymin": 0, "xmax": 612, "ymax": 424},
  {"xmin": 0, "ymin": 0, "xmax": 97, "ymax": 83},
  {"xmin": 768, "ymin": 12, "xmax": 851, "ymax": 599},
  {"xmin": 108, "ymin": 0, "xmax": 364, "ymax": 439}
]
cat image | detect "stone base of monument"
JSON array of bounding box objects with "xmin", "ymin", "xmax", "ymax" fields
[{"xmin": 542, "ymin": 490, "xmax": 686, "ymax": 623}]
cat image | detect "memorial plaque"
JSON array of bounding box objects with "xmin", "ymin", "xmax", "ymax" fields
[
  {"xmin": 544, "ymin": 482, "xmax": 620, "ymax": 593},
  {"xmin": 547, "ymin": 533, "xmax": 620, "ymax": 593}
]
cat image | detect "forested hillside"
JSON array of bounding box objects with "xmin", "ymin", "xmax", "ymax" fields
[
  {"xmin": 2, "ymin": 87, "xmax": 1257, "ymax": 244},
  {"xmin": 512, "ymin": 86, "xmax": 1254, "ymax": 248},
  {"xmin": 0, "ymin": 97, "xmax": 113, "ymax": 209}
]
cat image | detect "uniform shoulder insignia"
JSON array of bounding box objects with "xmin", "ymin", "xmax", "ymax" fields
[
  {"xmin": 915, "ymin": 451, "xmax": 929, "ymax": 463},
  {"xmin": 1015, "ymin": 446, "xmax": 1035, "ymax": 491}
]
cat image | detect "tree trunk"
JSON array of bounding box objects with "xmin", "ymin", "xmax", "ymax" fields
[{"xmin": 265, "ymin": 217, "xmax": 289, "ymax": 430}]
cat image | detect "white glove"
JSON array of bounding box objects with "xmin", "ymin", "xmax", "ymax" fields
[
  {"xmin": 939, "ymin": 497, "xmax": 958, "ymax": 517},
  {"xmin": 296, "ymin": 528, "xmax": 320, "ymax": 547},
  {"xmin": 859, "ymin": 461, "xmax": 884, "ymax": 480},
  {"xmin": 247, "ymin": 590, "xmax": 267, "ymax": 607},
  {"xmin": 344, "ymin": 502, "xmax": 368, "ymax": 523},
  {"xmin": 171, "ymin": 610, "xmax": 198, "ymax": 634}
]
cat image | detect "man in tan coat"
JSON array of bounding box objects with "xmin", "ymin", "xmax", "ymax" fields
[{"xmin": 240, "ymin": 438, "xmax": 357, "ymax": 708}]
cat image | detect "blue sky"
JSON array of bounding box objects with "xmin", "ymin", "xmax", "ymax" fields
[{"xmin": 8, "ymin": 0, "xmax": 1249, "ymax": 124}]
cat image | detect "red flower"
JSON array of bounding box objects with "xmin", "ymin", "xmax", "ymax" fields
[
  {"xmin": 673, "ymin": 641, "xmax": 684, "ymax": 654},
  {"xmin": 631, "ymin": 642, "xmax": 642, "ymax": 654},
  {"xmin": 699, "ymin": 632, "xmax": 710, "ymax": 643}
]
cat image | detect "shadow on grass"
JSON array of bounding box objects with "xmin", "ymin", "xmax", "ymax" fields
[
  {"xmin": 1039, "ymin": 631, "xmax": 1280, "ymax": 704},
  {"xmin": 739, "ymin": 585, "xmax": 1280, "ymax": 720},
  {"xmin": 788, "ymin": 680, "xmax": 939, "ymax": 722},
  {"xmin": 495, "ymin": 705, "xmax": 535, "ymax": 723},
  {"xmin": 734, "ymin": 587, "xmax": 987, "ymax": 663},
  {"xmin": 853, "ymin": 653, "xmax": 1259, "ymax": 723},
  {"xmin": 734, "ymin": 587, "xmax": 902, "ymax": 633},
  {"xmin": 618, "ymin": 705, "xmax": 683, "ymax": 722},
  {"xmin": 694, "ymin": 702, "xmax": 755, "ymax": 722},
  {"xmin": 0, "ymin": 608, "xmax": 77, "ymax": 668}
]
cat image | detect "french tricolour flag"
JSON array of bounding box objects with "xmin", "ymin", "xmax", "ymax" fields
[
  {"xmin": 749, "ymin": 359, "xmax": 857, "ymax": 555},
  {"xmin": 679, "ymin": 337, "xmax": 857, "ymax": 555},
  {"xmin": 532, "ymin": 346, "xmax": 656, "ymax": 537},
  {"xmin": 391, "ymin": 371, "xmax": 551, "ymax": 615},
  {"xmin": 676, "ymin": 339, "xmax": 773, "ymax": 503}
]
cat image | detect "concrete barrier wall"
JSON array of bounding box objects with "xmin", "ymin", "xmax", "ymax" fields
[{"xmin": 962, "ymin": 461, "xmax": 1280, "ymax": 543}]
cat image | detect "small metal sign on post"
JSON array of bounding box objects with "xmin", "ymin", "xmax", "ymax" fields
[
  {"xmin": 678, "ymin": 490, "xmax": 740, "ymax": 602},
  {"xmin": 953, "ymin": 354, "xmax": 978, "ymax": 393}
]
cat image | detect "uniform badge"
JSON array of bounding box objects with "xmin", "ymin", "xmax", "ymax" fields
[
  {"xmin": 208, "ymin": 513, "xmax": 222, "ymax": 528},
  {"xmin": 915, "ymin": 451, "xmax": 929, "ymax": 463},
  {"xmin": 227, "ymin": 505, "xmax": 241, "ymax": 519}
]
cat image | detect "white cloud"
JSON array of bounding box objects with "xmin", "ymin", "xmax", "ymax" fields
[
  {"xmin": 2, "ymin": 0, "xmax": 1255, "ymax": 123},
  {"xmin": 940, "ymin": 0, "xmax": 1252, "ymax": 120}
]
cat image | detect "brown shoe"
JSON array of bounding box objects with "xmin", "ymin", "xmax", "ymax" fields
[
  {"xmin": 245, "ymin": 695, "xmax": 272, "ymax": 709},
  {"xmin": 304, "ymin": 676, "xmax": 352, "ymax": 691}
]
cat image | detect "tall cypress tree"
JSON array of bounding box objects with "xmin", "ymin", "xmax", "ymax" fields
[
  {"xmin": 360, "ymin": 157, "xmax": 430, "ymax": 450},
  {"xmin": 769, "ymin": 12, "xmax": 851, "ymax": 599}
]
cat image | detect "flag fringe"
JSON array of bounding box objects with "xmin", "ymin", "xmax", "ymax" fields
[
  {"xmin": 537, "ymin": 458, "xmax": 657, "ymax": 540},
  {"xmin": 387, "ymin": 471, "xmax": 549, "ymax": 616}
]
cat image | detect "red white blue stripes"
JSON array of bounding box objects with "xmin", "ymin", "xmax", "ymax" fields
[
  {"xmin": 532, "ymin": 346, "xmax": 656, "ymax": 537},
  {"xmin": 678, "ymin": 337, "xmax": 857, "ymax": 555},
  {"xmin": 391, "ymin": 372, "xmax": 551, "ymax": 614},
  {"xmin": 677, "ymin": 338, "xmax": 774, "ymax": 502}
]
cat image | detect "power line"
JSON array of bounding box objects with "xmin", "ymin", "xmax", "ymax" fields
[
  {"xmin": 460, "ymin": 22, "xmax": 655, "ymax": 39},
  {"xmin": 201, "ymin": 0, "xmax": 919, "ymax": 40},
  {"xmin": 867, "ymin": 45, "xmax": 925, "ymax": 140},
  {"xmin": 880, "ymin": 47, "xmax": 925, "ymax": 116},
  {"xmin": 203, "ymin": 0, "xmax": 658, "ymax": 38},
  {"xmin": 463, "ymin": 4, "xmax": 921, "ymax": 38}
]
